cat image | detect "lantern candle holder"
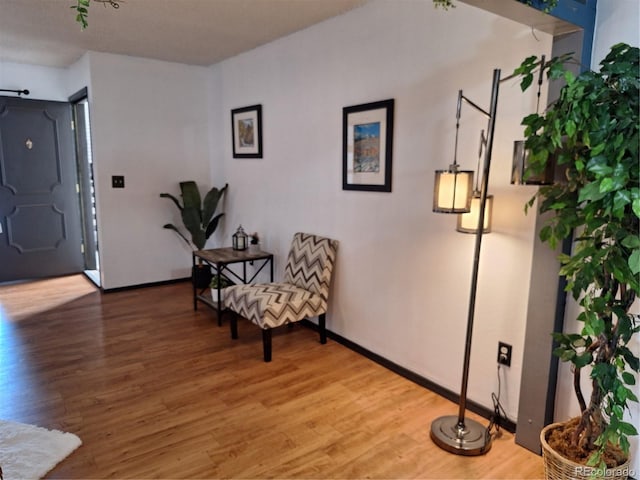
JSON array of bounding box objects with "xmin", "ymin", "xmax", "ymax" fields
[{"xmin": 232, "ymin": 225, "xmax": 248, "ymax": 251}]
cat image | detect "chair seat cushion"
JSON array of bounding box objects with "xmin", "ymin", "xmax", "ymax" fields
[{"xmin": 224, "ymin": 282, "xmax": 325, "ymax": 329}]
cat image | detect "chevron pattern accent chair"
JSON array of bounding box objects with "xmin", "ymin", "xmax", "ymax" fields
[{"xmin": 224, "ymin": 232, "xmax": 338, "ymax": 362}]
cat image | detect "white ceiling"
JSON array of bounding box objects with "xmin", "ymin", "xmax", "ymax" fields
[{"xmin": 0, "ymin": 0, "xmax": 367, "ymax": 68}]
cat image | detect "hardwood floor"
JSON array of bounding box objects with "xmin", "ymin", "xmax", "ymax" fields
[{"xmin": 0, "ymin": 275, "xmax": 544, "ymax": 479}]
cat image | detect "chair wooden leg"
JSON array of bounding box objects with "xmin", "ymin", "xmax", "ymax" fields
[
  {"xmin": 262, "ymin": 328, "xmax": 272, "ymax": 362},
  {"xmin": 230, "ymin": 313, "xmax": 238, "ymax": 339},
  {"xmin": 319, "ymin": 313, "xmax": 327, "ymax": 344}
]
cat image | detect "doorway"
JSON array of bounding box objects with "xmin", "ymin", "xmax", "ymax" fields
[{"xmin": 70, "ymin": 88, "xmax": 101, "ymax": 287}]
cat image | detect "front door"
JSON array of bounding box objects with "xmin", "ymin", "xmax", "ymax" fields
[{"xmin": 0, "ymin": 97, "xmax": 84, "ymax": 282}]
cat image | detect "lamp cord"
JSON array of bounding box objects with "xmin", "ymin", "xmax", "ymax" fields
[
  {"xmin": 474, "ymin": 130, "xmax": 487, "ymax": 193},
  {"xmin": 487, "ymin": 364, "xmax": 508, "ymax": 439},
  {"xmin": 535, "ymin": 55, "xmax": 546, "ymax": 114},
  {"xmin": 452, "ymin": 90, "xmax": 463, "ymax": 168}
]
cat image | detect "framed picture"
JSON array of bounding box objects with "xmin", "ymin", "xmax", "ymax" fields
[
  {"xmin": 231, "ymin": 104, "xmax": 262, "ymax": 158},
  {"xmin": 343, "ymin": 99, "xmax": 394, "ymax": 192}
]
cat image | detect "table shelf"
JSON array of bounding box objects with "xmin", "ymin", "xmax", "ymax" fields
[{"xmin": 193, "ymin": 247, "xmax": 274, "ymax": 326}]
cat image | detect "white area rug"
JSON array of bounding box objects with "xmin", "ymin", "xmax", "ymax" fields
[{"xmin": 0, "ymin": 420, "xmax": 82, "ymax": 480}]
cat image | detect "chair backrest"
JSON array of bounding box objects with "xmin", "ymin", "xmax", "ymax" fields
[{"xmin": 283, "ymin": 233, "xmax": 338, "ymax": 305}]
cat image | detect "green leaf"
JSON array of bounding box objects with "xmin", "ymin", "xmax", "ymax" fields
[
  {"xmin": 162, "ymin": 224, "xmax": 191, "ymax": 247},
  {"xmin": 180, "ymin": 181, "xmax": 202, "ymax": 212},
  {"xmin": 520, "ymin": 74, "xmax": 533, "ymax": 91},
  {"xmin": 573, "ymin": 351, "xmax": 593, "ymax": 368},
  {"xmin": 586, "ymin": 156, "xmax": 612, "ymax": 176},
  {"xmin": 202, "ymin": 183, "xmax": 227, "ymax": 228},
  {"xmin": 181, "ymin": 206, "xmax": 202, "ymax": 242},
  {"xmin": 612, "ymin": 404, "xmax": 624, "ymax": 419},
  {"xmin": 622, "ymin": 372, "xmax": 636, "ymax": 386},
  {"xmin": 547, "ymin": 61, "xmax": 566, "ymax": 80},
  {"xmin": 621, "ymin": 436, "xmax": 631, "ymax": 456},
  {"xmin": 591, "ymin": 143, "xmax": 606, "ymax": 156},
  {"xmin": 555, "ymin": 348, "xmax": 575, "ymax": 362},
  {"xmin": 586, "ymin": 453, "xmax": 606, "ymax": 469},
  {"xmin": 629, "ymin": 249, "xmax": 640, "ymax": 275},
  {"xmin": 619, "ymin": 421, "xmax": 638, "ymax": 436},
  {"xmin": 160, "ymin": 192, "xmax": 183, "ymax": 211},
  {"xmin": 620, "ymin": 347, "xmax": 640, "ymax": 372},
  {"xmin": 633, "ymin": 198, "xmax": 640, "ymax": 218},
  {"xmin": 613, "ymin": 190, "xmax": 631, "ymax": 217},
  {"xmin": 539, "ymin": 225, "xmax": 552, "ymax": 243},
  {"xmin": 584, "ymin": 315, "xmax": 605, "ymax": 336},
  {"xmin": 571, "ymin": 336, "xmax": 586, "ymax": 348},
  {"xmin": 579, "ymin": 181, "xmax": 606, "ymax": 202},
  {"xmin": 563, "ymin": 70, "xmax": 575, "ymax": 84},
  {"xmin": 599, "ymin": 177, "xmax": 615, "ymax": 193},
  {"xmin": 204, "ymin": 213, "xmax": 225, "ymax": 239}
]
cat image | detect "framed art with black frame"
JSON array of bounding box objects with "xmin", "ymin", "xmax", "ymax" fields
[
  {"xmin": 342, "ymin": 99, "xmax": 394, "ymax": 192},
  {"xmin": 231, "ymin": 104, "xmax": 262, "ymax": 158}
]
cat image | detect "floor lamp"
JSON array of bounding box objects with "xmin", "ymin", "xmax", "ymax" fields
[{"xmin": 430, "ymin": 69, "xmax": 501, "ymax": 456}]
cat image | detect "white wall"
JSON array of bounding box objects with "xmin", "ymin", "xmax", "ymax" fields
[
  {"xmin": 591, "ymin": 0, "xmax": 640, "ymax": 66},
  {"xmin": 208, "ymin": 0, "xmax": 552, "ymax": 420},
  {"xmin": 555, "ymin": 0, "xmax": 640, "ymax": 474},
  {"xmin": 0, "ymin": 61, "xmax": 68, "ymax": 101},
  {"xmin": 85, "ymin": 52, "xmax": 212, "ymax": 289}
]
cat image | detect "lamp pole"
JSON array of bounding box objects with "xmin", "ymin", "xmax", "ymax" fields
[{"xmin": 430, "ymin": 68, "xmax": 501, "ymax": 456}]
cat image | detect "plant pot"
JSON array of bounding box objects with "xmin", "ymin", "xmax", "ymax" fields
[
  {"xmin": 192, "ymin": 265, "xmax": 212, "ymax": 289},
  {"xmin": 210, "ymin": 287, "xmax": 230, "ymax": 306},
  {"xmin": 540, "ymin": 422, "xmax": 631, "ymax": 480}
]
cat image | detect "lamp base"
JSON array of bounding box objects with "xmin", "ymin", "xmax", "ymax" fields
[{"xmin": 430, "ymin": 415, "xmax": 492, "ymax": 456}]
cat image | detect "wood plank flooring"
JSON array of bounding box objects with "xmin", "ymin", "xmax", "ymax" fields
[{"xmin": 0, "ymin": 275, "xmax": 544, "ymax": 479}]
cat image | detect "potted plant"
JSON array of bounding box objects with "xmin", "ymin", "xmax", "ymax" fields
[
  {"xmin": 210, "ymin": 274, "xmax": 234, "ymax": 306},
  {"xmin": 249, "ymin": 232, "xmax": 260, "ymax": 252},
  {"xmin": 160, "ymin": 181, "xmax": 228, "ymax": 288},
  {"xmin": 515, "ymin": 43, "xmax": 638, "ymax": 477}
]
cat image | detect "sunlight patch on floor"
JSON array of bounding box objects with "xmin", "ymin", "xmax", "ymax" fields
[{"xmin": 0, "ymin": 274, "xmax": 99, "ymax": 322}]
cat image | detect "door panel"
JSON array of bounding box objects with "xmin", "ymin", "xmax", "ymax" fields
[{"xmin": 0, "ymin": 97, "xmax": 84, "ymax": 282}]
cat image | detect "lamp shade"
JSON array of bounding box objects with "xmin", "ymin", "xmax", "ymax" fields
[
  {"xmin": 433, "ymin": 168, "xmax": 473, "ymax": 214},
  {"xmin": 457, "ymin": 193, "xmax": 493, "ymax": 234},
  {"xmin": 511, "ymin": 140, "xmax": 554, "ymax": 185}
]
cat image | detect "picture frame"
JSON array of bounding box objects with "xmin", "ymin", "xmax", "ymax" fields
[
  {"xmin": 343, "ymin": 99, "xmax": 394, "ymax": 192},
  {"xmin": 231, "ymin": 104, "xmax": 262, "ymax": 158}
]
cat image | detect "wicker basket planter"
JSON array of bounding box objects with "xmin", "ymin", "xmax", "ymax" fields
[{"xmin": 540, "ymin": 422, "xmax": 631, "ymax": 480}]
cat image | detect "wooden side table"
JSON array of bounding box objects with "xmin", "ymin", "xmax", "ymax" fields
[{"xmin": 192, "ymin": 247, "xmax": 274, "ymax": 325}]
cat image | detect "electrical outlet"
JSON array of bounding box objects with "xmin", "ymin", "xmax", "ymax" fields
[
  {"xmin": 498, "ymin": 342, "xmax": 512, "ymax": 367},
  {"xmin": 112, "ymin": 175, "xmax": 125, "ymax": 188}
]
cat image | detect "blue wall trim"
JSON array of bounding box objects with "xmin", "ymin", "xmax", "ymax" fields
[{"xmin": 521, "ymin": 0, "xmax": 597, "ymax": 70}]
